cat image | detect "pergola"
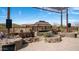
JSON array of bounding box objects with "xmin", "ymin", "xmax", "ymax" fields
[{"xmin": 35, "ymin": 7, "xmax": 69, "ymax": 32}]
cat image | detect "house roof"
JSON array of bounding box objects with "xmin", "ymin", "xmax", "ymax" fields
[{"xmin": 33, "ymin": 21, "xmax": 52, "ymax": 26}]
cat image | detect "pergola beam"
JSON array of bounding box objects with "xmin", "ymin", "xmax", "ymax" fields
[
  {"xmin": 48, "ymin": 7, "xmax": 68, "ymax": 11},
  {"xmin": 34, "ymin": 7, "xmax": 60, "ymax": 13}
]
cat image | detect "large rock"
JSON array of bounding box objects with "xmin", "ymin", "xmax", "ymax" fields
[
  {"xmin": 58, "ymin": 32, "xmax": 65, "ymax": 37},
  {"xmin": 15, "ymin": 39, "xmax": 23, "ymax": 50},
  {"xmin": 1, "ymin": 38, "xmax": 23, "ymax": 51},
  {"xmin": 32, "ymin": 37, "xmax": 40, "ymax": 42},
  {"xmin": 23, "ymin": 37, "xmax": 33, "ymax": 43},
  {"xmin": 45, "ymin": 36, "xmax": 62, "ymax": 43},
  {"xmin": 23, "ymin": 37, "xmax": 40, "ymax": 43},
  {"xmin": 58, "ymin": 32, "xmax": 78, "ymax": 38}
]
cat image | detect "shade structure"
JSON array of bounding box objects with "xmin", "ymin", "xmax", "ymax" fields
[{"xmin": 35, "ymin": 7, "xmax": 69, "ymax": 32}]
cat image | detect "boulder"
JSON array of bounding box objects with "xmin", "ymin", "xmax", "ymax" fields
[
  {"xmin": 58, "ymin": 32, "xmax": 78, "ymax": 38},
  {"xmin": 15, "ymin": 39, "xmax": 23, "ymax": 50},
  {"xmin": 45, "ymin": 36, "xmax": 62, "ymax": 43},
  {"xmin": 23, "ymin": 37, "xmax": 33, "ymax": 43},
  {"xmin": 64, "ymin": 32, "xmax": 78, "ymax": 38},
  {"xmin": 32, "ymin": 37, "xmax": 40, "ymax": 42}
]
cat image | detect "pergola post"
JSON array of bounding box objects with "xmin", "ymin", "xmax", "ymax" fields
[
  {"xmin": 7, "ymin": 7, "xmax": 10, "ymax": 19},
  {"xmin": 66, "ymin": 8, "xmax": 68, "ymax": 32},
  {"xmin": 7, "ymin": 7, "xmax": 10, "ymax": 35},
  {"xmin": 61, "ymin": 10, "xmax": 63, "ymax": 27}
]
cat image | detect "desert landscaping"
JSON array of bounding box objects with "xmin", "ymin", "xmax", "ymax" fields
[
  {"xmin": 0, "ymin": 7, "xmax": 79, "ymax": 51},
  {"xmin": 0, "ymin": 31, "xmax": 79, "ymax": 51}
]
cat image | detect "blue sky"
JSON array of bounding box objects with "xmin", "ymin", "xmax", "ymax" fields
[{"xmin": 0, "ymin": 7, "xmax": 79, "ymax": 26}]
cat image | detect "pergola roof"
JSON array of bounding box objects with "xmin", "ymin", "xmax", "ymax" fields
[
  {"xmin": 49, "ymin": 7, "xmax": 68, "ymax": 11},
  {"xmin": 35, "ymin": 7, "xmax": 68, "ymax": 13}
]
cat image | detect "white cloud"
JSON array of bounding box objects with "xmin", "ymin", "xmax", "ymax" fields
[
  {"xmin": 72, "ymin": 7, "xmax": 79, "ymax": 10},
  {"xmin": 0, "ymin": 8, "xmax": 6, "ymax": 15},
  {"xmin": 70, "ymin": 7, "xmax": 79, "ymax": 15},
  {"xmin": 0, "ymin": 16, "xmax": 4, "ymax": 18},
  {"xmin": 47, "ymin": 12, "xmax": 52, "ymax": 15},
  {"xmin": 2, "ymin": 9, "xmax": 6, "ymax": 14},
  {"xmin": 39, "ymin": 9, "xmax": 43, "ymax": 12},
  {"xmin": 71, "ymin": 11, "xmax": 79, "ymax": 15},
  {"xmin": 0, "ymin": 15, "xmax": 6, "ymax": 18},
  {"xmin": 18, "ymin": 10, "xmax": 22, "ymax": 15}
]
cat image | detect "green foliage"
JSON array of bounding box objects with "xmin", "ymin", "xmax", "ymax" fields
[
  {"xmin": 37, "ymin": 31, "xmax": 53, "ymax": 37},
  {"xmin": 0, "ymin": 23, "xmax": 21, "ymax": 32},
  {"xmin": 0, "ymin": 23, "xmax": 21, "ymax": 28}
]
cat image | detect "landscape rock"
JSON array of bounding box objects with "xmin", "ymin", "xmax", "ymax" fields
[{"xmin": 45, "ymin": 36, "xmax": 62, "ymax": 43}]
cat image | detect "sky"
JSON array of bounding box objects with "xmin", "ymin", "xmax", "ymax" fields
[{"xmin": 0, "ymin": 7, "xmax": 79, "ymax": 26}]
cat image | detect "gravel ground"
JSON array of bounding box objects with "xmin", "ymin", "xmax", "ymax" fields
[
  {"xmin": 19, "ymin": 37, "xmax": 79, "ymax": 51},
  {"xmin": 0, "ymin": 36, "xmax": 79, "ymax": 51}
]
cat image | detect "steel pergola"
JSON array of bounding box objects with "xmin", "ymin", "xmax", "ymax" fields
[{"xmin": 34, "ymin": 7, "xmax": 69, "ymax": 32}]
